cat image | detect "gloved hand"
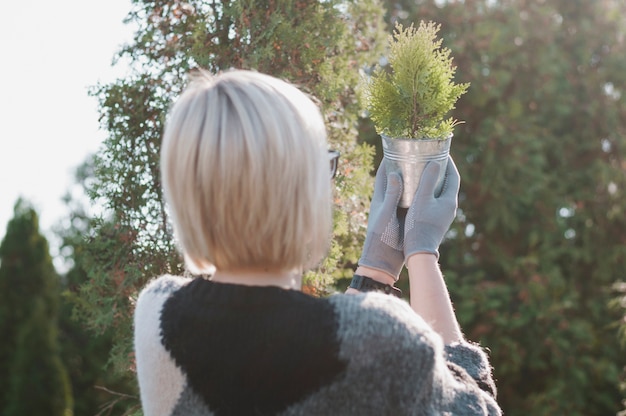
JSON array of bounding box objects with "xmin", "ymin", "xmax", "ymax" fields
[
  {"xmin": 358, "ymin": 162, "xmax": 405, "ymax": 280},
  {"xmin": 404, "ymin": 156, "xmax": 460, "ymax": 260}
]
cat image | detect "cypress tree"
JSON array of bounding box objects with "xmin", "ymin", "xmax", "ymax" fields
[{"xmin": 0, "ymin": 199, "xmax": 73, "ymax": 415}]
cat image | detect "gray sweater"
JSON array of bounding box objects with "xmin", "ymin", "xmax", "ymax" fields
[{"xmin": 134, "ymin": 275, "xmax": 501, "ymax": 416}]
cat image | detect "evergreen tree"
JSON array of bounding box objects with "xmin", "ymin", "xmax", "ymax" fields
[
  {"xmin": 382, "ymin": 1, "xmax": 626, "ymax": 414},
  {"xmin": 6, "ymin": 299, "xmax": 73, "ymax": 416},
  {"xmin": 57, "ymin": 181, "xmax": 140, "ymax": 416},
  {"xmin": 0, "ymin": 199, "xmax": 73, "ymax": 415}
]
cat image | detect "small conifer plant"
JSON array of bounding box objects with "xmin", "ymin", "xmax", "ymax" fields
[{"xmin": 366, "ymin": 21, "xmax": 469, "ymax": 139}]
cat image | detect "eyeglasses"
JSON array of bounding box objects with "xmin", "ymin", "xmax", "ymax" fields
[{"xmin": 328, "ymin": 150, "xmax": 340, "ymax": 179}]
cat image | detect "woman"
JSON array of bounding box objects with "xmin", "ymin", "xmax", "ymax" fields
[{"xmin": 134, "ymin": 69, "xmax": 501, "ymax": 415}]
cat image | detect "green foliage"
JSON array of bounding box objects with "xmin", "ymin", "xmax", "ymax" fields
[
  {"xmin": 72, "ymin": 0, "xmax": 388, "ymax": 403},
  {"xmin": 6, "ymin": 299, "xmax": 73, "ymax": 416},
  {"xmin": 366, "ymin": 21, "xmax": 469, "ymax": 139},
  {"xmin": 385, "ymin": 0, "xmax": 626, "ymax": 414},
  {"xmin": 56, "ymin": 189, "xmax": 140, "ymax": 415},
  {"xmin": 611, "ymin": 281, "xmax": 626, "ymax": 415},
  {"xmin": 0, "ymin": 199, "xmax": 73, "ymax": 416},
  {"xmin": 69, "ymin": 2, "xmax": 626, "ymax": 415}
]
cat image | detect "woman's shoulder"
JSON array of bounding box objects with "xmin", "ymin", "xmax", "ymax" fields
[
  {"xmin": 139, "ymin": 274, "xmax": 192, "ymax": 297},
  {"xmin": 135, "ymin": 275, "xmax": 192, "ymax": 317},
  {"xmin": 327, "ymin": 292, "xmax": 443, "ymax": 361},
  {"xmin": 322, "ymin": 293, "xmax": 500, "ymax": 415},
  {"xmin": 329, "ymin": 292, "xmax": 438, "ymax": 337},
  {"xmin": 134, "ymin": 275, "xmax": 194, "ymax": 415}
]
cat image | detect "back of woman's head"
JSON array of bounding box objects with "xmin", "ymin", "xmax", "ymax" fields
[{"xmin": 161, "ymin": 69, "xmax": 332, "ymax": 273}]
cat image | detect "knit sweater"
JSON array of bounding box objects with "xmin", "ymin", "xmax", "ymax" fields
[{"xmin": 134, "ymin": 275, "xmax": 502, "ymax": 416}]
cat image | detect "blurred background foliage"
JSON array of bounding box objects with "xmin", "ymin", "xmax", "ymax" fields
[
  {"xmin": 389, "ymin": 1, "xmax": 626, "ymax": 414},
  {"xmin": 1, "ymin": 0, "xmax": 625, "ymax": 415}
]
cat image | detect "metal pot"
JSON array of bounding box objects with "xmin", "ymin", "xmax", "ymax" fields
[{"xmin": 381, "ymin": 134, "xmax": 452, "ymax": 208}]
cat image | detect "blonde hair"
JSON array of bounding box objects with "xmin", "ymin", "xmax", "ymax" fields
[{"xmin": 161, "ymin": 69, "xmax": 332, "ymax": 273}]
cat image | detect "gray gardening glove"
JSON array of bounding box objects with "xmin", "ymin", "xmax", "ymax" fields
[
  {"xmin": 404, "ymin": 156, "xmax": 460, "ymax": 260},
  {"xmin": 358, "ymin": 162, "xmax": 405, "ymax": 279}
]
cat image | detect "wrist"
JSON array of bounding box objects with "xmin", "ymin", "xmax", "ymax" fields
[
  {"xmin": 354, "ymin": 266, "xmax": 396, "ymax": 286},
  {"xmin": 348, "ymin": 272, "xmax": 402, "ymax": 298},
  {"xmin": 406, "ymin": 253, "xmax": 439, "ymax": 279},
  {"xmin": 406, "ymin": 252, "xmax": 438, "ymax": 265},
  {"xmin": 404, "ymin": 245, "xmax": 439, "ymax": 262}
]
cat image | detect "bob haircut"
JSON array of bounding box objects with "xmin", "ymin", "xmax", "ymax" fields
[{"xmin": 161, "ymin": 69, "xmax": 332, "ymax": 273}]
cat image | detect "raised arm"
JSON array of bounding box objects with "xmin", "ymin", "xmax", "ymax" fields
[
  {"xmin": 350, "ymin": 157, "xmax": 463, "ymax": 343},
  {"xmin": 406, "ymin": 254, "xmax": 462, "ymax": 343},
  {"xmin": 403, "ymin": 157, "xmax": 462, "ymax": 343}
]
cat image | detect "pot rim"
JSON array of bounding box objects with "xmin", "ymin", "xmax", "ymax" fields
[{"xmin": 381, "ymin": 133, "xmax": 453, "ymax": 142}]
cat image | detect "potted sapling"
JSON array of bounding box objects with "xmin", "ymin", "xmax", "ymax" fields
[{"xmin": 364, "ymin": 21, "xmax": 469, "ymax": 207}]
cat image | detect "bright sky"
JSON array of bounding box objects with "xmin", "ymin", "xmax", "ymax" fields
[{"xmin": 0, "ymin": 0, "xmax": 135, "ymax": 270}]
